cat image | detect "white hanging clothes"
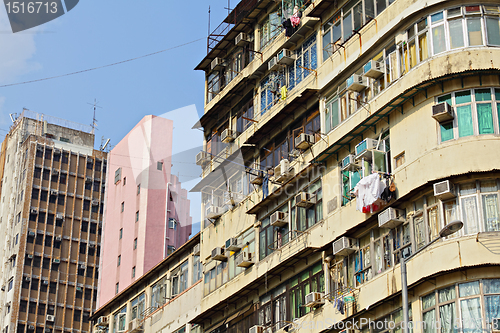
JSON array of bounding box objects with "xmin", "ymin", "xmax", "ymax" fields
[{"xmin": 353, "ymin": 173, "xmax": 386, "ymax": 212}]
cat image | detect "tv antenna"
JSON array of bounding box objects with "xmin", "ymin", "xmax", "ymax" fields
[{"xmin": 87, "ymin": 99, "xmax": 102, "ymax": 134}]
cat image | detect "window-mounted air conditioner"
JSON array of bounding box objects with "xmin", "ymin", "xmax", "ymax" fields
[
  {"xmin": 76, "ymin": 286, "xmax": 82, "ymax": 292},
  {"xmin": 128, "ymin": 318, "xmax": 143, "ymax": 333},
  {"xmin": 333, "ymin": 237, "xmax": 358, "ymax": 256},
  {"xmin": 235, "ymin": 32, "xmax": 250, "ymax": 46},
  {"xmin": 196, "ymin": 151, "xmax": 210, "ymax": 166},
  {"xmin": 91, "ymin": 199, "xmax": 99, "ymax": 206},
  {"xmin": 97, "ymin": 316, "xmax": 109, "ymax": 326},
  {"xmin": 432, "ymin": 102, "xmax": 454, "ymax": 122},
  {"xmin": 25, "ymin": 276, "xmax": 31, "ymax": 282},
  {"xmin": 225, "ymin": 238, "xmax": 241, "ymax": 252},
  {"xmin": 28, "ymin": 231, "xmax": 36, "ymax": 237},
  {"xmin": 304, "ymin": 292, "xmax": 325, "ymax": 308},
  {"xmin": 433, "ymin": 180, "xmax": 456, "ymax": 200},
  {"xmin": 341, "ymin": 154, "xmax": 359, "ymax": 171},
  {"xmin": 211, "ymin": 247, "xmax": 227, "ymax": 261},
  {"xmin": 355, "ymin": 138, "xmax": 384, "ymax": 159},
  {"xmin": 42, "ymin": 280, "xmax": 49, "ymax": 285},
  {"xmin": 274, "ymin": 159, "xmax": 292, "ymax": 183},
  {"xmin": 206, "ymin": 204, "xmax": 224, "ymax": 219},
  {"xmin": 295, "ymin": 192, "xmax": 317, "ymax": 208},
  {"xmin": 53, "ymin": 258, "xmax": 60, "ymax": 264},
  {"xmin": 363, "ymin": 60, "xmax": 385, "ymax": 79},
  {"xmin": 56, "ymin": 213, "xmax": 64, "ymax": 220},
  {"xmin": 30, "ymin": 208, "xmax": 38, "ymax": 214},
  {"xmin": 89, "ymin": 243, "xmax": 95, "ymax": 248},
  {"xmin": 346, "ymin": 74, "xmax": 368, "ymax": 92},
  {"xmin": 235, "ymin": 250, "xmax": 254, "ymax": 268},
  {"xmin": 492, "ymin": 318, "xmax": 499, "ymax": 332},
  {"xmin": 85, "ymin": 176, "xmax": 92, "ymax": 183},
  {"xmin": 268, "ymin": 56, "xmax": 279, "ymax": 71},
  {"xmin": 55, "ymin": 236, "xmax": 62, "ymax": 241},
  {"xmin": 250, "ymin": 170, "xmax": 265, "ymax": 185},
  {"xmin": 50, "ymin": 189, "xmax": 58, "ymax": 196},
  {"xmin": 378, "ymin": 207, "xmax": 405, "ymax": 229},
  {"xmin": 295, "ymin": 133, "xmax": 315, "ymax": 150},
  {"xmin": 277, "ymin": 49, "xmax": 295, "ymax": 65},
  {"xmin": 249, "ymin": 326, "xmax": 264, "ymax": 333},
  {"xmin": 79, "ymin": 264, "xmax": 86, "ymax": 269},
  {"xmin": 193, "ymin": 243, "xmax": 200, "ymax": 256},
  {"xmin": 168, "ymin": 218, "xmax": 177, "ymax": 229},
  {"xmin": 28, "ymin": 325, "xmax": 35, "ymax": 330},
  {"xmin": 211, "ymin": 57, "xmax": 225, "ymax": 71},
  {"xmin": 51, "ymin": 168, "xmax": 59, "ymax": 175},
  {"xmin": 46, "ymin": 314, "xmax": 55, "ymax": 322},
  {"xmin": 221, "ymin": 128, "xmax": 236, "ymax": 143},
  {"xmin": 270, "ymin": 211, "xmax": 288, "ymax": 227}
]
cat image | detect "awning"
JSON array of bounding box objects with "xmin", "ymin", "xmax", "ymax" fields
[{"xmin": 307, "ymin": 0, "xmax": 337, "ymax": 18}]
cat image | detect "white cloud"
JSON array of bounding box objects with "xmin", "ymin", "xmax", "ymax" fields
[{"xmin": 0, "ymin": 12, "xmax": 41, "ymax": 84}]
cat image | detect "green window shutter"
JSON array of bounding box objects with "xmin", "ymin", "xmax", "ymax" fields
[
  {"xmin": 440, "ymin": 122, "xmax": 454, "ymax": 141},
  {"xmin": 457, "ymin": 105, "xmax": 474, "ymax": 137},
  {"xmin": 477, "ymin": 103, "xmax": 494, "ymax": 134}
]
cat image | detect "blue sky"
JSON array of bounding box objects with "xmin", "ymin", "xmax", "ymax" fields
[{"xmin": 0, "ymin": 1, "xmax": 232, "ymax": 234}]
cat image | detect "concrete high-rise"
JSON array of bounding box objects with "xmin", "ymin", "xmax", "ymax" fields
[
  {"xmin": 0, "ymin": 110, "xmax": 107, "ymax": 333},
  {"xmin": 97, "ymin": 115, "xmax": 192, "ymax": 307}
]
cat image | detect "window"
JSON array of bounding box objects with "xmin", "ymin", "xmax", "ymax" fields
[
  {"xmin": 288, "ymin": 35, "xmax": 317, "ymax": 90},
  {"xmin": 151, "ymin": 278, "xmax": 167, "ymax": 309},
  {"xmin": 132, "ymin": 266, "xmax": 136, "ymax": 278},
  {"xmin": 135, "ymin": 211, "xmax": 139, "ymax": 222},
  {"xmin": 133, "ymin": 238, "xmax": 137, "ymax": 250},
  {"xmin": 439, "ymin": 88, "xmax": 500, "ymax": 142},
  {"xmin": 114, "ymin": 168, "xmax": 121, "ymax": 184},
  {"xmin": 167, "ymin": 245, "xmax": 175, "ymax": 255},
  {"xmin": 157, "ymin": 161, "xmax": 163, "ymax": 171},
  {"xmin": 260, "ymin": 9, "xmax": 281, "ymax": 50},
  {"xmin": 121, "ymin": 202, "xmax": 124, "ymax": 212},
  {"xmin": 115, "ymin": 284, "xmax": 120, "ymax": 296},
  {"xmin": 112, "ymin": 306, "xmax": 126, "ymax": 333},
  {"xmin": 131, "ymin": 293, "xmax": 145, "ymax": 320},
  {"xmin": 394, "ymin": 152, "xmax": 405, "ymax": 168},
  {"xmin": 168, "ymin": 218, "xmax": 176, "ymax": 229},
  {"xmin": 119, "ymin": 228, "xmax": 123, "ymax": 239},
  {"xmin": 422, "ymin": 279, "xmax": 500, "ymax": 333},
  {"xmin": 193, "ymin": 255, "xmax": 202, "ymax": 282},
  {"xmin": 289, "ymin": 262, "xmax": 324, "ymax": 320},
  {"xmin": 123, "ymin": 177, "xmax": 126, "ymax": 185},
  {"xmin": 8, "ymin": 279, "xmax": 13, "ymax": 291},
  {"xmin": 171, "ymin": 261, "xmax": 189, "ymax": 296},
  {"xmin": 137, "ymin": 184, "xmax": 140, "ymax": 195},
  {"xmin": 117, "ymin": 255, "xmax": 121, "ymax": 266}
]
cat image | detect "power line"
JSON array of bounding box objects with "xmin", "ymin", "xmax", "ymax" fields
[{"xmin": 0, "ymin": 37, "xmax": 205, "ymax": 89}]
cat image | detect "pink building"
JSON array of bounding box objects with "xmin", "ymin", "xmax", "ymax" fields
[{"xmin": 98, "ymin": 115, "xmax": 192, "ymax": 307}]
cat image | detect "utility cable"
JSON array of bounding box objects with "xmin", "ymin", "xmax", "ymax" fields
[{"xmin": 0, "ymin": 37, "xmax": 205, "ymax": 88}]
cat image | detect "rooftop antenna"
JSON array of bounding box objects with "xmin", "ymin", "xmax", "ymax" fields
[
  {"xmin": 224, "ymin": 0, "xmax": 232, "ymax": 15},
  {"xmin": 87, "ymin": 99, "xmax": 102, "ymax": 134},
  {"xmin": 100, "ymin": 136, "xmax": 111, "ymax": 152}
]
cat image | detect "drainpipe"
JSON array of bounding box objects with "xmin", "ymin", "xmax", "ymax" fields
[{"xmin": 163, "ymin": 182, "xmax": 172, "ymax": 259}]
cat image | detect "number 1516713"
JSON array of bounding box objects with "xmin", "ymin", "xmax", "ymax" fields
[{"xmin": 5, "ymin": 2, "xmax": 58, "ymax": 14}]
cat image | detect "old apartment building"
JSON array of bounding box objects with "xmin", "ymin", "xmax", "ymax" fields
[
  {"xmin": 0, "ymin": 111, "xmax": 107, "ymax": 333},
  {"xmin": 91, "ymin": 0, "xmax": 500, "ymax": 333}
]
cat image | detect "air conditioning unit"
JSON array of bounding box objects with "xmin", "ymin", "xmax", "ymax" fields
[
  {"xmin": 295, "ymin": 192, "xmax": 316, "ymax": 208},
  {"xmin": 193, "ymin": 243, "xmax": 200, "ymax": 256},
  {"xmin": 46, "ymin": 314, "xmax": 55, "ymax": 322},
  {"xmin": 333, "ymin": 237, "xmax": 358, "ymax": 256},
  {"xmin": 91, "ymin": 199, "xmax": 99, "ymax": 206},
  {"xmin": 295, "ymin": 133, "xmax": 315, "ymax": 150},
  {"xmin": 28, "ymin": 325, "xmax": 35, "ymax": 330},
  {"xmin": 249, "ymin": 326, "xmax": 264, "ymax": 333},
  {"xmin": 304, "ymin": 292, "xmax": 325, "ymax": 308},
  {"xmin": 56, "ymin": 213, "xmax": 64, "ymax": 220},
  {"xmin": 55, "ymin": 236, "xmax": 62, "ymax": 241},
  {"xmin": 53, "ymin": 258, "xmax": 60, "ymax": 264},
  {"xmin": 268, "ymin": 56, "xmax": 279, "ymax": 71},
  {"xmin": 50, "ymin": 189, "xmax": 58, "ymax": 196},
  {"xmin": 432, "ymin": 102, "xmax": 454, "ymax": 122},
  {"xmin": 79, "ymin": 264, "xmax": 86, "ymax": 269},
  {"xmin": 129, "ymin": 318, "xmax": 143, "ymax": 333},
  {"xmin": 341, "ymin": 154, "xmax": 359, "ymax": 171},
  {"xmin": 30, "ymin": 208, "xmax": 38, "ymax": 214},
  {"xmin": 89, "ymin": 243, "xmax": 95, "ymax": 248},
  {"xmin": 363, "ymin": 60, "xmax": 385, "ymax": 78},
  {"xmin": 270, "ymin": 211, "xmax": 288, "ymax": 227},
  {"xmin": 25, "ymin": 276, "xmax": 31, "ymax": 282},
  {"xmin": 433, "ymin": 180, "xmax": 456, "ymax": 200},
  {"xmin": 225, "ymin": 238, "xmax": 241, "ymax": 252},
  {"xmin": 378, "ymin": 207, "xmax": 405, "ymax": 229},
  {"xmin": 235, "ymin": 32, "xmax": 250, "ymax": 46},
  {"xmin": 346, "ymin": 74, "xmax": 368, "ymax": 92},
  {"xmin": 277, "ymin": 49, "xmax": 295, "ymax": 65},
  {"xmin": 76, "ymin": 287, "xmax": 82, "ymax": 292},
  {"xmin": 51, "ymin": 169, "xmax": 59, "ymax": 175},
  {"xmin": 43, "ymin": 280, "xmax": 49, "ymax": 285},
  {"xmin": 211, "ymin": 247, "xmax": 227, "ymax": 261},
  {"xmin": 196, "ymin": 151, "xmax": 210, "ymax": 166},
  {"xmin": 492, "ymin": 318, "xmax": 499, "ymax": 332},
  {"xmin": 168, "ymin": 218, "xmax": 177, "ymax": 229},
  {"xmin": 211, "ymin": 57, "xmax": 225, "ymax": 71},
  {"xmin": 97, "ymin": 316, "xmax": 109, "ymax": 326},
  {"xmin": 27, "ymin": 254, "xmax": 33, "ymax": 259},
  {"xmin": 250, "ymin": 170, "xmax": 265, "ymax": 185},
  {"xmin": 28, "ymin": 231, "xmax": 36, "ymax": 237},
  {"xmin": 355, "ymin": 138, "xmax": 383, "ymax": 158},
  {"xmin": 274, "ymin": 159, "xmax": 292, "ymax": 182},
  {"xmin": 221, "ymin": 128, "xmax": 236, "ymax": 143},
  {"xmin": 235, "ymin": 250, "xmax": 254, "ymax": 268},
  {"xmin": 206, "ymin": 204, "xmax": 224, "ymax": 219}
]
